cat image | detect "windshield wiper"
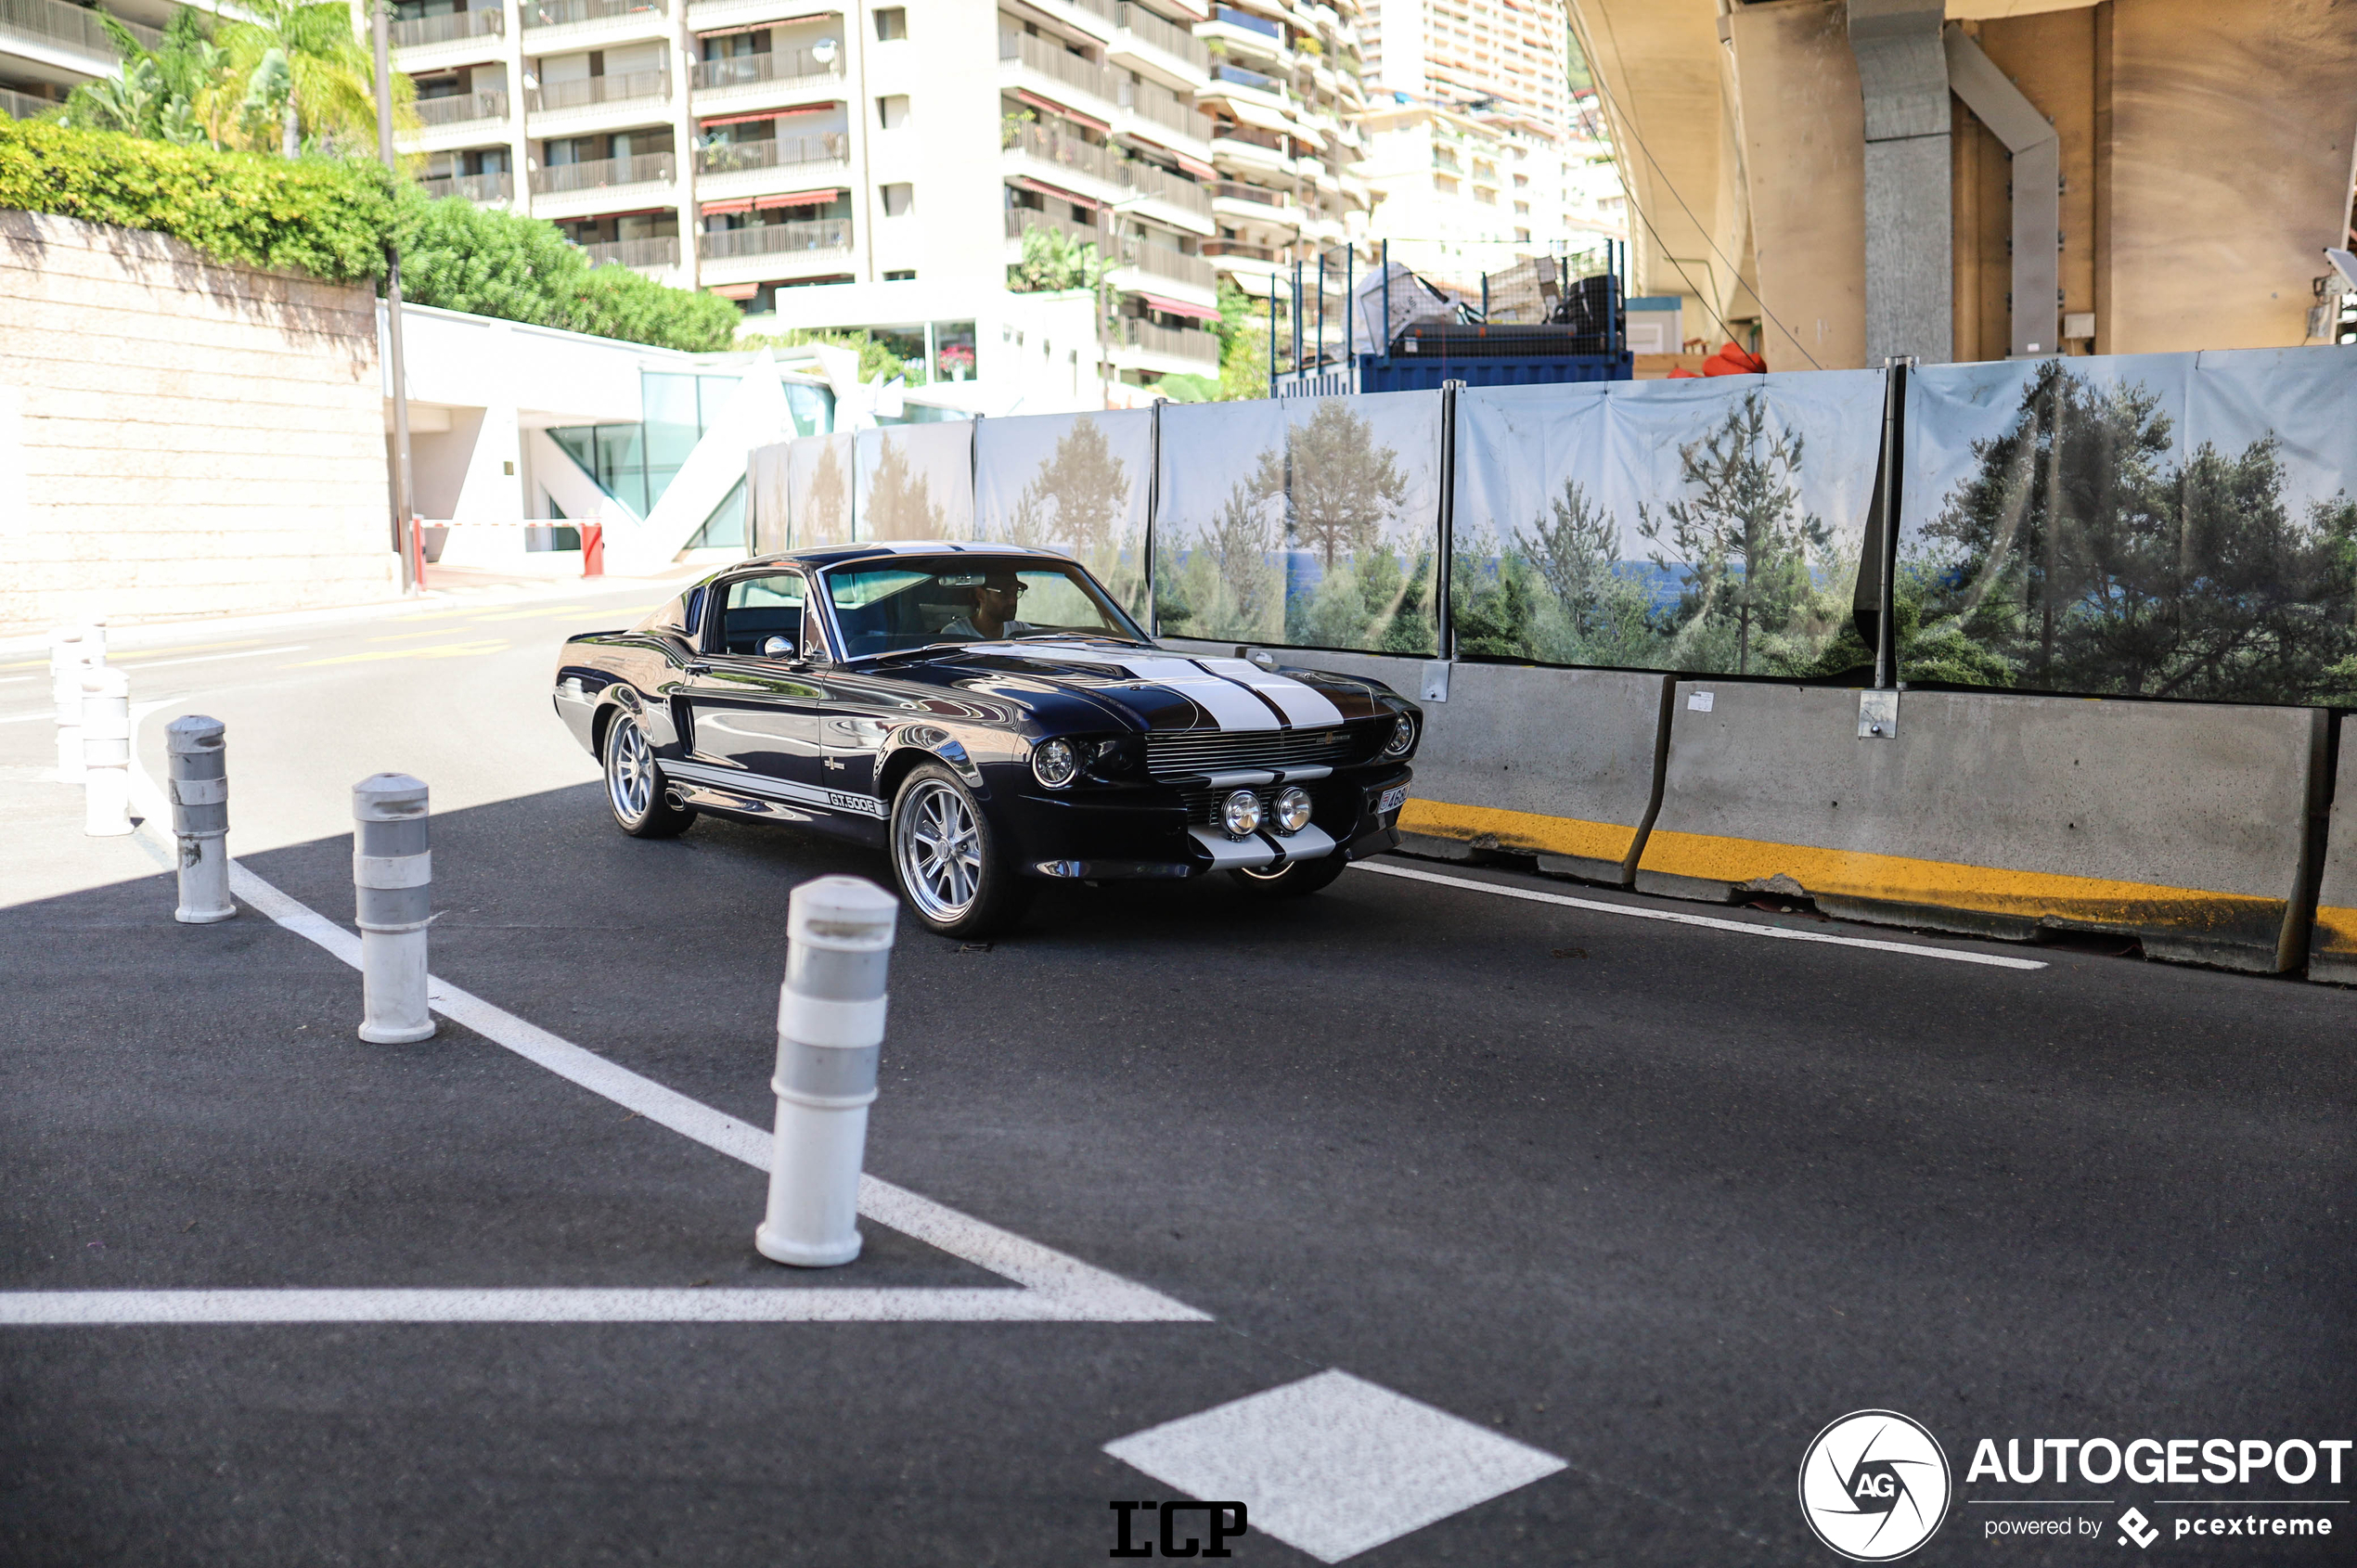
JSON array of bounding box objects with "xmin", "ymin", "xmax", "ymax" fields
[
  {"xmin": 1008, "ymin": 633, "xmax": 1153, "ymax": 647},
  {"xmin": 856, "ymin": 640, "xmax": 969, "ymax": 665}
]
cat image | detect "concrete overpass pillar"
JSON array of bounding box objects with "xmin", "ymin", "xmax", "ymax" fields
[{"xmin": 1848, "ymin": 0, "xmax": 1951, "ymax": 364}]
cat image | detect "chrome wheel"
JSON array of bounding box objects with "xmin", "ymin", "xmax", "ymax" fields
[
  {"xmin": 607, "ymin": 716, "xmax": 654, "ymax": 822},
  {"xmin": 896, "ymin": 778, "xmax": 984, "ymax": 923}
]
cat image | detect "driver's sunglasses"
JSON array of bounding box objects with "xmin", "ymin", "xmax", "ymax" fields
[{"xmin": 983, "ymin": 583, "xmax": 1027, "ymax": 596}]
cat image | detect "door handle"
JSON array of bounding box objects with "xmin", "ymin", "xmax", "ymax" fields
[{"xmin": 684, "ymin": 662, "xmax": 712, "ymax": 676}]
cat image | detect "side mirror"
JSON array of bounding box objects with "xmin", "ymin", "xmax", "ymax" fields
[{"xmin": 761, "ymin": 636, "xmax": 792, "ymax": 658}]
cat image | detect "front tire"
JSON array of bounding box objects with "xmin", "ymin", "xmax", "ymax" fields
[
  {"xmin": 1230, "ymin": 849, "xmax": 1349, "ymax": 898},
  {"xmin": 604, "ymin": 710, "xmax": 696, "ymax": 839},
  {"xmin": 890, "ymin": 764, "xmax": 1034, "ymax": 937}
]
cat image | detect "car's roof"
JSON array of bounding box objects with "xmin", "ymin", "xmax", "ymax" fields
[{"xmin": 746, "ymin": 541, "xmax": 1076, "ymax": 570}]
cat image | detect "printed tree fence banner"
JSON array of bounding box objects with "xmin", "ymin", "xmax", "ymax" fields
[
  {"xmin": 855, "ymin": 423, "xmax": 977, "ymax": 544},
  {"xmin": 973, "ymin": 410, "xmax": 1156, "ymax": 623},
  {"xmin": 1449, "ymin": 372, "xmax": 1888, "ymax": 676},
  {"xmin": 1897, "ymin": 345, "xmax": 2357, "ymax": 704},
  {"xmin": 750, "ymin": 442, "xmax": 792, "ymax": 556},
  {"xmin": 786, "ymin": 432, "xmax": 855, "ymax": 548},
  {"xmin": 1154, "ymin": 392, "xmax": 1445, "ymax": 656}
]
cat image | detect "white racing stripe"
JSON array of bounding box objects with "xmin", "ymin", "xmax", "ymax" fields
[
  {"xmin": 983, "ymin": 642, "xmax": 1310, "ymax": 732},
  {"xmin": 1350, "ymin": 861, "xmax": 2048, "ymax": 970},
  {"xmin": 1193, "ymin": 656, "xmax": 1347, "ymax": 728}
]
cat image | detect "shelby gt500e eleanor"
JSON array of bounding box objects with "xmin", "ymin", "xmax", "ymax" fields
[{"xmin": 551, "ymin": 544, "xmax": 1422, "ymax": 935}]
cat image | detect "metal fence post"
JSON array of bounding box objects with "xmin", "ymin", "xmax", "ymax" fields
[
  {"xmin": 167, "ymin": 715, "xmax": 236, "ymax": 924},
  {"xmin": 80, "ymin": 667, "xmax": 131, "ymax": 836},
  {"xmin": 756, "ymin": 875, "xmax": 897, "ymax": 1268},
  {"xmin": 353, "ymin": 773, "xmax": 435, "ymax": 1044},
  {"xmin": 49, "ymin": 627, "xmax": 84, "ymax": 782}
]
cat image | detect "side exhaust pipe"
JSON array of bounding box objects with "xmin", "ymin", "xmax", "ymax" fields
[{"xmin": 663, "ymin": 787, "xmax": 688, "ymax": 812}]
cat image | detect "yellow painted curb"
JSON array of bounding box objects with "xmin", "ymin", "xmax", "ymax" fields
[
  {"xmin": 2310, "ymin": 905, "xmax": 2357, "ymax": 958},
  {"xmin": 1638, "ymin": 828, "xmax": 2278, "ymax": 929},
  {"xmin": 1398, "ymin": 798, "xmax": 1636, "ymax": 865}
]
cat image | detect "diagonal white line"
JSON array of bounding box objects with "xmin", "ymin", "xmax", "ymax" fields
[{"xmin": 1350, "ymin": 861, "xmax": 2048, "ymax": 970}]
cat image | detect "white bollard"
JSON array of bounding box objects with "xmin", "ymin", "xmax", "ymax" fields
[
  {"xmin": 49, "ymin": 626, "xmax": 84, "ymax": 782},
  {"xmin": 81, "ymin": 614, "xmax": 108, "ymax": 670},
  {"xmin": 167, "ymin": 715, "xmax": 236, "ymax": 924},
  {"xmin": 81, "ymin": 667, "xmax": 131, "ymax": 836},
  {"xmin": 755, "ymin": 876, "xmax": 899, "ymax": 1268},
  {"xmin": 353, "ymin": 773, "xmax": 435, "ymax": 1044}
]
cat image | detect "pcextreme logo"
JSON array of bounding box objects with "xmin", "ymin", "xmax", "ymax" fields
[{"xmin": 1799, "ymin": 1409, "xmax": 1954, "ymax": 1562}]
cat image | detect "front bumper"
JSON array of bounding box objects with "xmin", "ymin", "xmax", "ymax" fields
[{"xmin": 1005, "ymin": 765, "xmax": 1411, "ymax": 880}]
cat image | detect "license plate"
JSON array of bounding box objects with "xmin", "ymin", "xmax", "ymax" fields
[{"xmin": 1378, "ymin": 784, "xmax": 1409, "ymax": 816}]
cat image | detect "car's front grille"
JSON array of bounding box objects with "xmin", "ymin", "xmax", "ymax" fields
[{"xmin": 1145, "ymin": 725, "xmax": 1371, "ymax": 780}]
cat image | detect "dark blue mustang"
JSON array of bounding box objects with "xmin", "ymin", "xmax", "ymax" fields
[{"xmin": 552, "ymin": 544, "xmax": 1422, "ymax": 935}]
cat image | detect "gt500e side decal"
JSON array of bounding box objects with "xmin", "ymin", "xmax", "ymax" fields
[{"xmin": 663, "ymin": 759, "xmax": 888, "ymax": 820}]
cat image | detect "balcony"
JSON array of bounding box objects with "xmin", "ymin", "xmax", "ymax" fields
[
  {"xmin": 1201, "ymin": 238, "xmax": 1277, "ymax": 263},
  {"xmin": 1210, "ymin": 5, "xmax": 1280, "ymax": 41},
  {"xmin": 694, "ymin": 130, "xmax": 846, "ymax": 175},
  {"xmin": 522, "ymin": 0, "xmax": 667, "ymax": 27},
  {"xmin": 1113, "ymin": 2, "xmax": 1207, "ymax": 73},
  {"xmin": 393, "ymin": 7, "xmax": 503, "ymax": 47},
  {"xmin": 1116, "ymin": 76, "xmax": 1206, "ymax": 152},
  {"xmin": 1123, "ymin": 317, "xmax": 1217, "ymax": 365},
  {"xmin": 583, "ymin": 235, "xmax": 681, "ymax": 268},
  {"xmin": 529, "ymin": 70, "xmax": 671, "ymax": 112},
  {"xmin": 1006, "ymin": 121, "xmax": 1121, "ymax": 194},
  {"xmin": 1211, "ymin": 179, "xmax": 1282, "ymax": 208},
  {"xmin": 1005, "ymin": 206, "xmax": 1105, "ymax": 251},
  {"xmin": 415, "ymin": 90, "xmax": 509, "ymax": 127},
  {"xmin": 1208, "ymin": 62, "xmax": 1284, "ymax": 98},
  {"xmin": 699, "ymin": 217, "xmax": 853, "ymax": 260},
  {"xmin": 1118, "ymin": 157, "xmax": 1211, "ymax": 225},
  {"xmin": 0, "ymin": 0, "xmax": 160, "ymax": 61},
  {"xmin": 530, "ymin": 149, "xmax": 676, "ymax": 194},
  {"xmin": 689, "ymin": 42, "xmax": 843, "ymax": 92},
  {"xmin": 419, "ymin": 170, "xmax": 515, "ymax": 201},
  {"xmin": 1115, "ymin": 238, "xmax": 1215, "ymax": 290},
  {"xmin": 999, "ymin": 30, "xmax": 1117, "ymax": 118},
  {"xmin": 2, "ymin": 85, "xmax": 59, "ymax": 120}
]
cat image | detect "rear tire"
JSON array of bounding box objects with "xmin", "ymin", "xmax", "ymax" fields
[
  {"xmin": 603, "ymin": 710, "xmax": 696, "ymax": 839},
  {"xmin": 890, "ymin": 763, "xmax": 1035, "ymax": 937},
  {"xmin": 1229, "ymin": 849, "xmax": 1350, "ymax": 898}
]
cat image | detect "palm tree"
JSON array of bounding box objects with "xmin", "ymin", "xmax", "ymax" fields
[
  {"xmin": 62, "ymin": 10, "xmax": 226, "ymax": 147},
  {"xmin": 218, "ymin": 0, "xmax": 391, "ymax": 157}
]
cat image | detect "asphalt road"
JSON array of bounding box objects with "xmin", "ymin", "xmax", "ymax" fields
[{"xmin": 3, "ymin": 585, "xmax": 2351, "ymax": 1566}]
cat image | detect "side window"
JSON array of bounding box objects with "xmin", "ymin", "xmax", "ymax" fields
[
  {"xmin": 802, "ymin": 585, "xmax": 834, "ymax": 662},
  {"xmin": 718, "ymin": 572, "xmax": 806, "ymax": 657}
]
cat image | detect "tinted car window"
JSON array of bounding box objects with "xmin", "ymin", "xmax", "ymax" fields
[
  {"xmin": 821, "ymin": 556, "xmax": 1144, "ymax": 659},
  {"xmin": 717, "ymin": 572, "xmax": 805, "ymax": 656}
]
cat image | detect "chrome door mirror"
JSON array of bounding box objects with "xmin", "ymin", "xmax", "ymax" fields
[{"xmin": 761, "ymin": 636, "xmax": 792, "ymax": 658}]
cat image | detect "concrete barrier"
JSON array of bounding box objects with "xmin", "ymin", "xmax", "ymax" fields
[
  {"xmin": 2301, "ymin": 737, "xmax": 2357, "ymax": 984},
  {"xmin": 1634, "ymin": 681, "xmax": 2328, "ymax": 973},
  {"xmin": 1161, "ymin": 639, "xmax": 1672, "ymax": 884}
]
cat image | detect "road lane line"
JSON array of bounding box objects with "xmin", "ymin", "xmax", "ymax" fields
[
  {"xmin": 292, "ymin": 639, "xmax": 509, "ymax": 667},
  {"xmin": 119, "ymin": 645, "xmax": 309, "ymax": 671},
  {"xmin": 1351, "ymin": 860, "xmax": 2049, "ymax": 970},
  {"xmin": 0, "ymin": 1286, "xmax": 1137, "ymax": 1327}
]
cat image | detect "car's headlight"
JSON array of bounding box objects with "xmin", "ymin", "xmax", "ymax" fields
[
  {"xmin": 1382, "ymin": 713, "xmax": 1416, "ymax": 758},
  {"xmin": 1272, "ymin": 786, "xmax": 1312, "ymax": 834},
  {"xmin": 1220, "ymin": 789, "xmax": 1263, "ymax": 839},
  {"xmin": 1032, "ymin": 737, "xmax": 1079, "ymax": 788}
]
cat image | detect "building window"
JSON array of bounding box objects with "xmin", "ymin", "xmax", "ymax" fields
[
  {"xmin": 878, "ymin": 94, "xmax": 909, "ymax": 129},
  {"xmin": 874, "ymin": 6, "xmax": 906, "ymax": 40},
  {"xmin": 883, "ymin": 268, "xmax": 916, "ymax": 280},
  {"xmin": 881, "ymin": 182, "xmax": 913, "ymax": 216},
  {"xmin": 1434, "ymin": 174, "xmax": 1458, "ymax": 194}
]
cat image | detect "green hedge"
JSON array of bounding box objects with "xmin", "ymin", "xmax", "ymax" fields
[{"xmin": 0, "ymin": 118, "xmax": 741, "ymax": 353}]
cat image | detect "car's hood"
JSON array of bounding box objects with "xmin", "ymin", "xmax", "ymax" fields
[{"xmin": 881, "ymin": 640, "xmax": 1399, "ymax": 733}]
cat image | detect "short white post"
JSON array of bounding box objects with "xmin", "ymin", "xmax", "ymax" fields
[
  {"xmin": 81, "ymin": 667, "xmax": 131, "ymax": 837},
  {"xmin": 49, "ymin": 626, "xmax": 84, "ymax": 782},
  {"xmin": 756, "ymin": 876, "xmax": 898, "ymax": 1268},
  {"xmin": 80, "ymin": 614, "xmax": 108, "ymax": 670},
  {"xmin": 167, "ymin": 715, "xmax": 236, "ymax": 924},
  {"xmin": 353, "ymin": 773, "xmax": 435, "ymax": 1044}
]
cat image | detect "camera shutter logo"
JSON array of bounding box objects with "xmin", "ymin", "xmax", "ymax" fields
[{"xmin": 1797, "ymin": 1409, "xmax": 1952, "ymax": 1561}]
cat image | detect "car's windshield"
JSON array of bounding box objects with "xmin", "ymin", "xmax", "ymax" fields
[{"xmin": 818, "ymin": 556, "xmax": 1147, "ymax": 661}]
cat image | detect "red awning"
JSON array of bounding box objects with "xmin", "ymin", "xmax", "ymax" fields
[
  {"xmin": 698, "ymin": 104, "xmax": 837, "ymax": 129},
  {"xmin": 1013, "ymin": 88, "xmax": 1109, "ymax": 135},
  {"xmin": 1138, "ymin": 292, "xmax": 1220, "ymax": 322},
  {"xmin": 1011, "ymin": 174, "xmax": 1101, "ymax": 211},
  {"xmin": 753, "ymin": 188, "xmax": 840, "ymax": 209},
  {"xmin": 1175, "ymin": 153, "xmax": 1216, "ymax": 179},
  {"xmin": 708, "ymin": 282, "xmax": 760, "ymax": 300},
  {"xmin": 700, "ymin": 199, "xmax": 754, "ymax": 215},
  {"xmin": 699, "ymin": 11, "xmax": 830, "ymax": 36}
]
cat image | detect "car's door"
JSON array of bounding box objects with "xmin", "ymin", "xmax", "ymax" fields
[{"xmin": 677, "ymin": 570, "xmax": 831, "ymax": 803}]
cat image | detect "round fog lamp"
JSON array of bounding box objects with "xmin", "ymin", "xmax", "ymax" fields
[
  {"xmin": 1272, "ymin": 786, "xmax": 1312, "ymax": 834},
  {"xmin": 1032, "ymin": 737, "xmax": 1078, "ymax": 788},
  {"xmin": 1382, "ymin": 713, "xmax": 1416, "ymax": 757},
  {"xmin": 1220, "ymin": 789, "xmax": 1263, "ymax": 839}
]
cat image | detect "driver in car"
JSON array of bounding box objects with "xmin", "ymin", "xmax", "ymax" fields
[{"xmin": 941, "ymin": 570, "xmax": 1037, "ymax": 641}]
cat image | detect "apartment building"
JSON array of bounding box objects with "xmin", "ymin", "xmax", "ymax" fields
[
  {"xmin": 0, "ymin": 0, "xmax": 187, "ymax": 121},
  {"xmin": 1359, "ymin": 0, "xmax": 1566, "ymax": 139},
  {"xmin": 1356, "ymin": 96, "xmax": 1618, "ymax": 290},
  {"xmin": 380, "ymin": 0, "xmax": 1240, "ymax": 399}
]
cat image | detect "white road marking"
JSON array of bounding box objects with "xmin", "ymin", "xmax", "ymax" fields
[
  {"xmin": 122, "ymin": 644, "xmax": 310, "ymax": 669},
  {"xmin": 11, "ymin": 765, "xmax": 1208, "ymax": 1329},
  {"xmin": 0, "ymin": 711, "xmax": 57, "ymax": 724},
  {"xmin": 1351, "ymin": 860, "xmax": 2049, "ymax": 970},
  {"xmin": 1106, "ymin": 1369, "xmax": 1567, "ymax": 1564}
]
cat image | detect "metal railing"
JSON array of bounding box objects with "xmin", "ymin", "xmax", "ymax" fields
[
  {"xmin": 1124, "ymin": 317, "xmax": 1217, "ymax": 363},
  {"xmin": 583, "ymin": 235, "xmax": 680, "ymax": 268},
  {"xmin": 419, "ymin": 170, "xmax": 513, "ymax": 200},
  {"xmin": 998, "ymin": 30, "xmax": 1114, "ymax": 106},
  {"xmin": 414, "ymin": 90, "xmax": 509, "ymax": 126},
  {"xmin": 1005, "ymin": 206, "xmax": 1105, "ymax": 250},
  {"xmin": 522, "ymin": 0, "xmax": 666, "ymax": 27},
  {"xmin": 689, "ymin": 42, "xmax": 844, "ymax": 89},
  {"xmin": 1119, "ymin": 157, "xmax": 1211, "ymax": 220},
  {"xmin": 1212, "ymin": 121, "xmax": 1287, "ymax": 153},
  {"xmin": 694, "ymin": 131, "xmax": 847, "ymax": 174},
  {"xmin": 0, "ymin": 0, "xmax": 161, "ymax": 57},
  {"xmin": 528, "ymin": 70, "xmax": 670, "ymax": 111},
  {"xmin": 1008, "ymin": 121, "xmax": 1118, "ymax": 184},
  {"xmin": 1210, "ymin": 62, "xmax": 1282, "ymax": 96},
  {"xmin": 393, "ymin": 7, "xmax": 503, "ymax": 48},
  {"xmin": 1201, "ymin": 238, "xmax": 1276, "ymax": 262},
  {"xmin": 1209, "ymin": 4, "xmax": 1280, "ymax": 40},
  {"xmin": 1, "ymin": 84, "xmax": 60, "ymax": 120},
  {"xmin": 1211, "ymin": 179, "xmax": 1282, "ymax": 207},
  {"xmin": 1117, "ymin": 76, "xmax": 1204, "ymax": 143},
  {"xmin": 530, "ymin": 149, "xmax": 676, "ymax": 193},
  {"xmin": 699, "ymin": 218, "xmax": 853, "ymax": 259},
  {"xmin": 1114, "ymin": 2, "xmax": 1207, "ymax": 71},
  {"xmin": 1115, "ymin": 239, "xmax": 1214, "ymax": 289},
  {"xmin": 1060, "ymin": 0, "xmax": 1115, "ymax": 20}
]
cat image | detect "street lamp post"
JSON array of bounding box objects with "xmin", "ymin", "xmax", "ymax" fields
[{"xmin": 371, "ymin": 0, "xmax": 418, "ymax": 596}]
